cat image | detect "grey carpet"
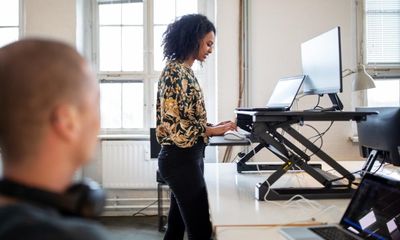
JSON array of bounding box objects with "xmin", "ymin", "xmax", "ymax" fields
[{"xmin": 98, "ymin": 216, "xmax": 164, "ymax": 240}]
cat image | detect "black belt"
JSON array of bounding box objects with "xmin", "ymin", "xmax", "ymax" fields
[{"xmin": 161, "ymin": 138, "xmax": 205, "ymax": 150}]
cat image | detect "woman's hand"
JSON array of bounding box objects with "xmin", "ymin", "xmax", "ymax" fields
[
  {"xmin": 214, "ymin": 120, "xmax": 233, "ymax": 126},
  {"xmin": 205, "ymin": 121, "xmax": 236, "ymax": 136}
]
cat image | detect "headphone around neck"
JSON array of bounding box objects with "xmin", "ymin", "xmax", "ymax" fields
[{"xmin": 0, "ymin": 178, "xmax": 106, "ymax": 218}]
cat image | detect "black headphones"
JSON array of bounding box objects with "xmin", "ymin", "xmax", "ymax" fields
[{"xmin": 0, "ymin": 178, "xmax": 106, "ymax": 218}]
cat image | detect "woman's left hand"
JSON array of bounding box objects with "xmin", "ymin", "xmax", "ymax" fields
[
  {"xmin": 205, "ymin": 121, "xmax": 237, "ymax": 136},
  {"xmin": 215, "ymin": 120, "xmax": 234, "ymax": 127},
  {"xmin": 219, "ymin": 121, "xmax": 236, "ymax": 130}
]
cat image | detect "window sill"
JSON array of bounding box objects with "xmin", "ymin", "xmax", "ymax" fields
[
  {"xmin": 98, "ymin": 134, "xmax": 149, "ymax": 141},
  {"xmin": 349, "ymin": 135, "xmax": 359, "ymax": 143}
]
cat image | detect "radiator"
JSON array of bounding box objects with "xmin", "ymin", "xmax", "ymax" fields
[{"xmin": 101, "ymin": 140, "xmax": 158, "ymax": 189}]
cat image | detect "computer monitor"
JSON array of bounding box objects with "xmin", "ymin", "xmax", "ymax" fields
[
  {"xmin": 301, "ymin": 27, "xmax": 343, "ymax": 110},
  {"xmin": 356, "ymin": 107, "xmax": 400, "ymax": 172}
]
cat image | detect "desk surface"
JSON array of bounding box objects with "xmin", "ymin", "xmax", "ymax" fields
[
  {"xmin": 235, "ymin": 110, "xmax": 375, "ymax": 122},
  {"xmin": 208, "ymin": 136, "xmax": 250, "ymax": 146},
  {"xmin": 204, "ymin": 161, "xmax": 364, "ymax": 240}
]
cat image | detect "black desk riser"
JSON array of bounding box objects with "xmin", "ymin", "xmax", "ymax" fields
[{"xmin": 234, "ymin": 110, "xmax": 376, "ymax": 201}]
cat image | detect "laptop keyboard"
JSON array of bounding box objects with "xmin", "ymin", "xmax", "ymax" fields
[{"xmin": 310, "ymin": 227, "xmax": 358, "ymax": 240}]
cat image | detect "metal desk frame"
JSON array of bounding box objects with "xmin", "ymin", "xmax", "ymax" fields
[{"xmin": 235, "ymin": 110, "xmax": 375, "ymax": 200}]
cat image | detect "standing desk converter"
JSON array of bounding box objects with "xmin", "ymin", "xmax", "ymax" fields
[{"xmin": 234, "ymin": 110, "xmax": 375, "ymax": 201}]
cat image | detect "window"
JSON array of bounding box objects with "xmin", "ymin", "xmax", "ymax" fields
[
  {"xmin": 365, "ymin": 0, "xmax": 400, "ymax": 65},
  {"xmin": 153, "ymin": 0, "xmax": 197, "ymax": 71},
  {"xmin": 100, "ymin": 80, "xmax": 144, "ymax": 128},
  {"xmin": 364, "ymin": 0, "xmax": 400, "ymax": 106},
  {"xmin": 367, "ymin": 79, "xmax": 400, "ymax": 106},
  {"xmin": 0, "ymin": 0, "xmax": 20, "ymax": 47},
  {"xmin": 98, "ymin": 1, "xmax": 144, "ymax": 72},
  {"xmin": 95, "ymin": 0, "xmax": 208, "ymax": 133}
]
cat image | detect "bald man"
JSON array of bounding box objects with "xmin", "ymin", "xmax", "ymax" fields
[{"xmin": 0, "ymin": 39, "xmax": 109, "ymax": 239}]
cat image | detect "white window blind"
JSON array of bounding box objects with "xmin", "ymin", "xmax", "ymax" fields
[{"xmin": 365, "ymin": 0, "xmax": 400, "ymax": 65}]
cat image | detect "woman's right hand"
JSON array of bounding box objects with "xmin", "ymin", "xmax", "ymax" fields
[{"xmin": 205, "ymin": 121, "xmax": 236, "ymax": 136}]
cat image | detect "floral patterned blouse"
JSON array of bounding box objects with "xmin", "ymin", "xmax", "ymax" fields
[{"xmin": 156, "ymin": 61, "xmax": 208, "ymax": 148}]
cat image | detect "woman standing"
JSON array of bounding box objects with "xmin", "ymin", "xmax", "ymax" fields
[{"xmin": 156, "ymin": 14, "xmax": 236, "ymax": 240}]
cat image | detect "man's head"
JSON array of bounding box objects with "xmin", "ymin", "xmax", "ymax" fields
[{"xmin": 0, "ymin": 39, "xmax": 99, "ymax": 169}]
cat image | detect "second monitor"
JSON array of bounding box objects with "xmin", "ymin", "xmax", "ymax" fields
[{"xmin": 356, "ymin": 107, "xmax": 400, "ymax": 173}]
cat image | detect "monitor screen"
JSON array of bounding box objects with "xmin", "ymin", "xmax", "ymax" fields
[
  {"xmin": 301, "ymin": 27, "xmax": 342, "ymax": 95},
  {"xmin": 340, "ymin": 173, "xmax": 400, "ymax": 239},
  {"xmin": 267, "ymin": 75, "xmax": 304, "ymax": 108}
]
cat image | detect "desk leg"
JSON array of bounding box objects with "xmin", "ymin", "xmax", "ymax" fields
[
  {"xmin": 237, "ymin": 144, "xmax": 264, "ymax": 163},
  {"xmin": 157, "ymin": 183, "xmax": 167, "ymax": 232},
  {"xmin": 284, "ymin": 126, "xmax": 354, "ymax": 183},
  {"xmin": 255, "ymin": 158, "xmax": 355, "ymax": 201},
  {"xmin": 236, "ymin": 143, "xmax": 291, "ymax": 172},
  {"xmin": 255, "ymin": 158, "xmax": 299, "ymax": 200},
  {"xmin": 256, "ymin": 185, "xmax": 355, "ymax": 200}
]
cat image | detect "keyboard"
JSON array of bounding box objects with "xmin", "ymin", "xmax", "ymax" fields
[
  {"xmin": 309, "ymin": 227, "xmax": 358, "ymax": 240},
  {"xmin": 235, "ymin": 107, "xmax": 289, "ymax": 112}
]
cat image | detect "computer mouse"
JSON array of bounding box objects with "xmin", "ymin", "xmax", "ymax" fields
[{"xmin": 224, "ymin": 130, "xmax": 246, "ymax": 140}]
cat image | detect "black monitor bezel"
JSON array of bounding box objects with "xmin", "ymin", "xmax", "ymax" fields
[{"xmin": 356, "ymin": 107, "xmax": 400, "ymax": 166}]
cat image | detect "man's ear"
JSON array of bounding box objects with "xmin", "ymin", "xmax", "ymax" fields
[{"xmin": 50, "ymin": 104, "xmax": 81, "ymax": 142}]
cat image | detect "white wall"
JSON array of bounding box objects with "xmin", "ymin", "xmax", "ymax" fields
[
  {"xmin": 216, "ymin": 0, "xmax": 240, "ymax": 121},
  {"xmin": 215, "ymin": 0, "xmax": 240, "ymax": 161},
  {"xmin": 19, "ymin": 0, "xmax": 362, "ymax": 163},
  {"xmin": 250, "ymin": 0, "xmax": 360, "ymax": 161},
  {"xmin": 23, "ymin": 0, "xmax": 77, "ymax": 46},
  {"xmin": 216, "ymin": 0, "xmax": 361, "ymax": 162}
]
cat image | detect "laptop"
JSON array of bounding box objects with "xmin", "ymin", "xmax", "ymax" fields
[
  {"xmin": 280, "ymin": 173, "xmax": 400, "ymax": 240},
  {"xmin": 236, "ymin": 75, "xmax": 305, "ymax": 112}
]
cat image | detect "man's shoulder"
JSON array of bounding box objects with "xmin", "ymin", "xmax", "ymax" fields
[{"xmin": 0, "ymin": 203, "xmax": 109, "ymax": 240}]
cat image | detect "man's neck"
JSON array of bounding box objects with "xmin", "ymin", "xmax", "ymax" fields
[
  {"xmin": 3, "ymin": 157, "xmax": 76, "ymax": 193},
  {"xmin": 0, "ymin": 195, "xmax": 17, "ymax": 205}
]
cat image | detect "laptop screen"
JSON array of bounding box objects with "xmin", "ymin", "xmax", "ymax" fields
[
  {"xmin": 340, "ymin": 174, "xmax": 400, "ymax": 239},
  {"xmin": 266, "ymin": 75, "xmax": 304, "ymax": 108}
]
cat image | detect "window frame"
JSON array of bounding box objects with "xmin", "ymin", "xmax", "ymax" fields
[
  {"xmin": 93, "ymin": 0, "xmax": 156, "ymax": 134},
  {"xmin": 0, "ymin": 0, "xmax": 23, "ymax": 47},
  {"xmin": 361, "ymin": 0, "xmax": 400, "ymax": 77},
  {"xmin": 367, "ymin": 78, "xmax": 400, "ymax": 107},
  {"xmin": 92, "ymin": 0, "xmax": 215, "ymax": 134},
  {"xmin": 358, "ymin": 0, "xmax": 400, "ymax": 107}
]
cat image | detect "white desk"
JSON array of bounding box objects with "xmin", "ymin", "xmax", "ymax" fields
[{"xmin": 204, "ymin": 161, "xmax": 364, "ymax": 240}]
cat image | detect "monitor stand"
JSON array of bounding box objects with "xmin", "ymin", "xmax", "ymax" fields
[
  {"xmin": 361, "ymin": 149, "xmax": 379, "ymax": 176},
  {"xmin": 306, "ymin": 93, "xmax": 344, "ymax": 112},
  {"xmin": 328, "ymin": 93, "xmax": 344, "ymax": 111}
]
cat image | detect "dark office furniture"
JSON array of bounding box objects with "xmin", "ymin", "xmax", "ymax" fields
[
  {"xmin": 156, "ymin": 170, "xmax": 168, "ymax": 232},
  {"xmin": 356, "ymin": 107, "xmax": 400, "ymax": 174},
  {"xmin": 150, "ymin": 128, "xmax": 168, "ymax": 232},
  {"xmin": 235, "ymin": 110, "xmax": 376, "ymax": 200}
]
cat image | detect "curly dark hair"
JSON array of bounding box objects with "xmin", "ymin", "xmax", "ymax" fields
[{"xmin": 162, "ymin": 14, "xmax": 216, "ymax": 62}]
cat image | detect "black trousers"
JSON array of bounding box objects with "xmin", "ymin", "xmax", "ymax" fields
[{"xmin": 158, "ymin": 141, "xmax": 212, "ymax": 240}]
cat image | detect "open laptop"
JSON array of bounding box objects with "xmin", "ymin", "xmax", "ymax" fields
[
  {"xmin": 236, "ymin": 75, "xmax": 305, "ymax": 112},
  {"xmin": 280, "ymin": 173, "xmax": 400, "ymax": 240}
]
